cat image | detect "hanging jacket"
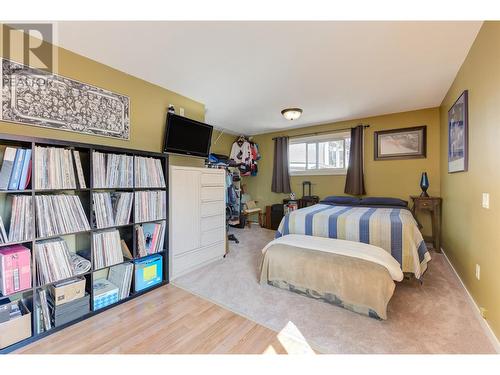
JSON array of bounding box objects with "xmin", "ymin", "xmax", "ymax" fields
[{"xmin": 230, "ymin": 141, "xmax": 252, "ymax": 165}]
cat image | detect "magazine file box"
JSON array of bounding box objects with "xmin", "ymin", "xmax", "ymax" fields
[{"xmin": 133, "ymin": 254, "xmax": 163, "ymax": 292}]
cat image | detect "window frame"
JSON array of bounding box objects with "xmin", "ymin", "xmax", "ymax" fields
[{"xmin": 288, "ymin": 131, "xmax": 351, "ymax": 176}]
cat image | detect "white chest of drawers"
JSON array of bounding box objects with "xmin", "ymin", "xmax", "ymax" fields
[{"xmin": 169, "ymin": 166, "xmax": 226, "ymax": 279}]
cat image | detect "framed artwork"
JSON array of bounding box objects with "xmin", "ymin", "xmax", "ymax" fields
[
  {"xmin": 374, "ymin": 126, "xmax": 427, "ymax": 160},
  {"xmin": 1, "ymin": 58, "xmax": 130, "ymax": 140},
  {"xmin": 448, "ymin": 90, "xmax": 468, "ymax": 173}
]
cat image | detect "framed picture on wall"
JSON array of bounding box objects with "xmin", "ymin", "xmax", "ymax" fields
[
  {"xmin": 374, "ymin": 126, "xmax": 427, "ymax": 160},
  {"xmin": 448, "ymin": 90, "xmax": 468, "ymax": 173}
]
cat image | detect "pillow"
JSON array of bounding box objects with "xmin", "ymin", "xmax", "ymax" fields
[
  {"xmin": 320, "ymin": 196, "xmax": 361, "ymax": 205},
  {"xmin": 359, "ymin": 197, "xmax": 408, "ymax": 207}
]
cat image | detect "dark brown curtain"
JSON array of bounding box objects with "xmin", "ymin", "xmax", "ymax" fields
[
  {"xmin": 271, "ymin": 136, "xmax": 292, "ymax": 194},
  {"xmin": 344, "ymin": 125, "xmax": 366, "ymax": 195}
]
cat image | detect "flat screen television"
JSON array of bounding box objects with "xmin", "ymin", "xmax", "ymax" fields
[{"xmin": 163, "ymin": 113, "xmax": 213, "ymax": 158}]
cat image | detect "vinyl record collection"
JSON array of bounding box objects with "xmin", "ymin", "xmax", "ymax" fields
[
  {"xmin": 37, "ymin": 289, "xmax": 52, "ymax": 332},
  {"xmin": 34, "ymin": 238, "xmax": 75, "ymax": 285},
  {"xmin": 0, "ymin": 217, "xmax": 8, "ymax": 244},
  {"xmin": 134, "ymin": 156, "xmax": 166, "ymax": 188},
  {"xmin": 36, "ymin": 277, "xmax": 91, "ymax": 334},
  {"xmin": 107, "ymin": 262, "xmax": 133, "ymax": 300},
  {"xmin": 34, "ymin": 146, "xmax": 87, "ymax": 189},
  {"xmin": 35, "ymin": 195, "xmax": 91, "ymax": 237},
  {"xmin": 92, "ymin": 192, "xmax": 133, "ymax": 228},
  {"xmin": 134, "ymin": 190, "xmax": 166, "ymax": 222},
  {"xmin": 0, "ymin": 133, "xmax": 168, "ymax": 352},
  {"xmin": 92, "ymin": 229, "xmax": 125, "ymax": 269},
  {"xmin": 92, "ymin": 151, "xmax": 133, "ymax": 188},
  {"xmin": 0, "ymin": 195, "xmax": 33, "ymax": 243},
  {"xmin": 136, "ymin": 221, "xmax": 166, "ymax": 257}
]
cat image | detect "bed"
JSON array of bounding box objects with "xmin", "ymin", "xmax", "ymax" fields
[
  {"xmin": 260, "ymin": 235, "xmax": 404, "ymax": 319},
  {"xmin": 276, "ymin": 199, "xmax": 431, "ymax": 279}
]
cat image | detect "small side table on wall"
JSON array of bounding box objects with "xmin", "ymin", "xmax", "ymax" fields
[{"xmin": 410, "ymin": 196, "xmax": 442, "ymax": 252}]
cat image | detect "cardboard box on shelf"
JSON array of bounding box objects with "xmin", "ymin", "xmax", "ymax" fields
[
  {"xmin": 0, "ymin": 300, "xmax": 32, "ymax": 350},
  {"xmin": 49, "ymin": 277, "xmax": 86, "ymax": 306},
  {"xmin": 92, "ymin": 279, "xmax": 119, "ymax": 311}
]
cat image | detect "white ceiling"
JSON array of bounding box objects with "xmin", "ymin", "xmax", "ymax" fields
[{"xmin": 55, "ymin": 21, "xmax": 482, "ymax": 135}]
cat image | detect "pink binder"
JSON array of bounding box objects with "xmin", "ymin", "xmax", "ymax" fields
[{"xmin": 0, "ymin": 245, "xmax": 32, "ymax": 296}]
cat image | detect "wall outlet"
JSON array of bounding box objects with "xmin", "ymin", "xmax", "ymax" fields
[
  {"xmin": 482, "ymin": 193, "xmax": 490, "ymax": 209},
  {"xmin": 475, "ymin": 264, "xmax": 481, "ymax": 280},
  {"xmin": 180, "ymin": 107, "xmax": 185, "ymax": 116}
]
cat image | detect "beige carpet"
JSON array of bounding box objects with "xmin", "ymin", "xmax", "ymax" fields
[{"xmin": 174, "ymin": 226, "xmax": 496, "ymax": 354}]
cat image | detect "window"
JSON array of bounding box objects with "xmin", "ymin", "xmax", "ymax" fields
[{"xmin": 289, "ymin": 131, "xmax": 351, "ymax": 175}]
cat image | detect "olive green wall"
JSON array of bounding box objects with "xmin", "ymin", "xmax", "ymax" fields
[
  {"xmin": 169, "ymin": 130, "xmax": 235, "ymax": 167},
  {"xmin": 439, "ymin": 21, "xmax": 500, "ymax": 339},
  {"xmin": 244, "ymin": 107, "xmax": 440, "ymax": 235},
  {"xmin": 0, "ymin": 25, "xmax": 234, "ymax": 166},
  {"xmin": 210, "ymin": 128, "xmax": 236, "ymax": 156}
]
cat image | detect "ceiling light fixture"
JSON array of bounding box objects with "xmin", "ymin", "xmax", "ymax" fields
[{"xmin": 281, "ymin": 108, "xmax": 303, "ymax": 121}]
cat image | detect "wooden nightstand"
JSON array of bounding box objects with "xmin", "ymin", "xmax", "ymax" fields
[{"xmin": 410, "ymin": 196, "xmax": 442, "ymax": 252}]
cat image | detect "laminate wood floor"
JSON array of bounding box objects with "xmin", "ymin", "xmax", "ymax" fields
[{"xmin": 15, "ymin": 285, "xmax": 297, "ymax": 354}]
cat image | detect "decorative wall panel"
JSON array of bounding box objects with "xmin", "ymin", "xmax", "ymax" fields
[{"xmin": 1, "ymin": 59, "xmax": 130, "ymax": 139}]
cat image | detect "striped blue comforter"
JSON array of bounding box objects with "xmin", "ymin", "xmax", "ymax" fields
[{"xmin": 276, "ymin": 204, "xmax": 431, "ymax": 278}]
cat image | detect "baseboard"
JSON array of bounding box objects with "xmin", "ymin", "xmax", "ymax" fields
[{"xmin": 441, "ymin": 247, "xmax": 500, "ymax": 353}]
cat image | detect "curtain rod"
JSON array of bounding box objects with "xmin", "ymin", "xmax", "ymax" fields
[{"xmin": 272, "ymin": 124, "xmax": 370, "ymax": 140}]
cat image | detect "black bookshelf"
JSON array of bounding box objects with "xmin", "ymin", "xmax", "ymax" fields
[{"xmin": 0, "ymin": 132, "xmax": 169, "ymax": 354}]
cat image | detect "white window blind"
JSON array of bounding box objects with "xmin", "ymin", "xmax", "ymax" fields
[{"xmin": 288, "ymin": 131, "xmax": 351, "ymax": 176}]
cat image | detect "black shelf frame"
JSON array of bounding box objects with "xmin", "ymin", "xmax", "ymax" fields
[{"xmin": 0, "ymin": 132, "xmax": 169, "ymax": 354}]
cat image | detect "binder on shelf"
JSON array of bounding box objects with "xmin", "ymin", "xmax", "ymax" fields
[
  {"xmin": 0, "ymin": 147, "xmax": 17, "ymax": 190},
  {"xmin": 8, "ymin": 149, "xmax": 26, "ymax": 190},
  {"xmin": 18, "ymin": 149, "xmax": 32, "ymax": 190}
]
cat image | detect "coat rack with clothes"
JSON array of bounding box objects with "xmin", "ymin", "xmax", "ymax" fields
[
  {"xmin": 227, "ymin": 167, "xmax": 241, "ymax": 227},
  {"xmin": 206, "ymin": 153, "xmax": 241, "ymax": 244},
  {"xmin": 229, "ymin": 135, "xmax": 261, "ymax": 177}
]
